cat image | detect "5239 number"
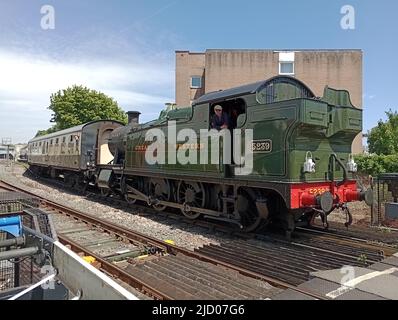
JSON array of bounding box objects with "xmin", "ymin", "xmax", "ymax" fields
[{"xmin": 251, "ymin": 139, "xmax": 272, "ymax": 153}]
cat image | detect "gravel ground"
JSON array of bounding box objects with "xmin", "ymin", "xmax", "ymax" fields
[
  {"xmin": 0, "ymin": 163, "xmax": 221, "ymax": 250},
  {"xmin": 327, "ymin": 201, "xmax": 371, "ymax": 225}
]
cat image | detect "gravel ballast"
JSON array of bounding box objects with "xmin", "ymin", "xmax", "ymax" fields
[{"xmin": 0, "ymin": 163, "xmax": 221, "ymax": 250}]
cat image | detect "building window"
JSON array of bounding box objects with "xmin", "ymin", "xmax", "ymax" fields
[
  {"xmin": 190, "ymin": 76, "xmax": 202, "ymax": 88},
  {"xmin": 278, "ymin": 51, "xmax": 295, "ymax": 76},
  {"xmin": 279, "ymin": 62, "xmax": 294, "ymax": 75}
]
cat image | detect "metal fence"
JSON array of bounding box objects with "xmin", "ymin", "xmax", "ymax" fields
[
  {"xmin": 372, "ymin": 173, "xmax": 398, "ymax": 226},
  {"xmin": 0, "ymin": 191, "xmax": 44, "ymax": 295},
  {"xmin": 0, "ymin": 232, "xmax": 41, "ymax": 292},
  {"xmin": 0, "ymin": 192, "xmax": 40, "ymax": 214}
]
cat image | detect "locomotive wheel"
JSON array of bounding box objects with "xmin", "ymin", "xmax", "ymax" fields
[
  {"xmin": 237, "ymin": 188, "xmax": 263, "ymax": 232},
  {"xmin": 148, "ymin": 178, "xmax": 171, "ymax": 211},
  {"xmin": 64, "ymin": 174, "xmax": 75, "ymax": 188},
  {"xmin": 207, "ymin": 184, "xmax": 222, "ymax": 211},
  {"xmin": 100, "ymin": 188, "xmax": 111, "ymax": 197},
  {"xmin": 177, "ymin": 181, "xmax": 205, "ymax": 219},
  {"xmin": 74, "ymin": 176, "xmax": 86, "ymax": 193},
  {"xmin": 125, "ymin": 194, "xmax": 137, "ymax": 204}
]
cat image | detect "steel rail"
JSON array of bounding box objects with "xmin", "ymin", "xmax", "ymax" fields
[{"xmin": 57, "ymin": 235, "xmax": 172, "ymax": 300}]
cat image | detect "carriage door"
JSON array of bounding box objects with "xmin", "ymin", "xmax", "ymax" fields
[{"xmin": 98, "ymin": 129, "xmax": 114, "ymax": 165}]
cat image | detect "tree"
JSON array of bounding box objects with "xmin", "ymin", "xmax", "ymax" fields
[
  {"xmin": 367, "ymin": 109, "xmax": 398, "ymax": 155},
  {"xmin": 36, "ymin": 85, "xmax": 127, "ymax": 136},
  {"xmin": 49, "ymin": 85, "xmax": 127, "ymax": 129},
  {"xmin": 34, "ymin": 128, "xmax": 55, "ymax": 137}
]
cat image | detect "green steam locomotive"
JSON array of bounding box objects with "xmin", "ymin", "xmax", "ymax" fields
[{"xmin": 100, "ymin": 76, "xmax": 372, "ymax": 235}]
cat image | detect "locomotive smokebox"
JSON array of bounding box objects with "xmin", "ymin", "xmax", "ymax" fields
[{"xmin": 127, "ymin": 111, "xmax": 141, "ymax": 125}]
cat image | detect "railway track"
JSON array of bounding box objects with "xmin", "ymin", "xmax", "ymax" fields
[
  {"xmin": 299, "ymin": 222, "xmax": 398, "ymax": 246},
  {"xmin": 0, "ymin": 179, "xmax": 288, "ymax": 299},
  {"xmin": 296, "ymin": 226, "xmax": 397, "ymax": 254},
  {"xmin": 18, "ymin": 168, "xmax": 398, "ymax": 249},
  {"xmin": 85, "ymin": 185, "xmax": 398, "ymax": 262},
  {"xmin": 1, "ymin": 176, "xmax": 397, "ymax": 299}
]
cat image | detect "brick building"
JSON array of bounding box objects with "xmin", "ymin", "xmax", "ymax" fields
[{"xmin": 175, "ymin": 49, "xmax": 363, "ymax": 153}]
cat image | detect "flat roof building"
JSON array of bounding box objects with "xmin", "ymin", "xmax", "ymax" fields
[{"xmin": 175, "ymin": 49, "xmax": 363, "ymax": 153}]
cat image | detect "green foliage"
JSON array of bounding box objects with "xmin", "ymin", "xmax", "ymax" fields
[
  {"xmin": 49, "ymin": 85, "xmax": 127, "ymax": 130},
  {"xmin": 357, "ymin": 254, "xmax": 368, "ymax": 265},
  {"xmin": 355, "ymin": 154, "xmax": 398, "ymax": 176},
  {"xmin": 35, "ymin": 130, "xmax": 50, "ymax": 137},
  {"xmin": 376, "ymin": 226, "xmax": 391, "ymax": 233},
  {"xmin": 358, "ymin": 110, "xmax": 398, "ymax": 176},
  {"xmin": 34, "ymin": 127, "xmax": 58, "ymax": 137},
  {"xmin": 37, "ymin": 85, "xmax": 127, "ymax": 134},
  {"xmin": 368, "ymin": 109, "xmax": 398, "ymax": 155}
]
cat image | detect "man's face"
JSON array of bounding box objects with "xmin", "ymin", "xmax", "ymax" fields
[{"xmin": 215, "ymin": 109, "xmax": 222, "ymax": 115}]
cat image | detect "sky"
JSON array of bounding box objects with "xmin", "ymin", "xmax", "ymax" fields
[{"xmin": 0, "ymin": 0, "xmax": 397, "ymax": 143}]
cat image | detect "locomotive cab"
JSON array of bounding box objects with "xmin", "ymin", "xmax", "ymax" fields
[{"xmin": 209, "ymin": 98, "xmax": 246, "ymax": 130}]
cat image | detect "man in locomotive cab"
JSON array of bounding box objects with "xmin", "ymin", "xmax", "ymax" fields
[{"xmin": 210, "ymin": 105, "xmax": 230, "ymax": 130}]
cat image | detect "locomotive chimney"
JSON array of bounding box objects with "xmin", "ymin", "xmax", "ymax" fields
[{"xmin": 127, "ymin": 111, "xmax": 141, "ymax": 125}]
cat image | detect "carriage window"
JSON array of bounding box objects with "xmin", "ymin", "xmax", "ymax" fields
[
  {"xmin": 55, "ymin": 138, "xmax": 59, "ymax": 144},
  {"xmin": 62, "ymin": 137, "xmax": 66, "ymax": 143}
]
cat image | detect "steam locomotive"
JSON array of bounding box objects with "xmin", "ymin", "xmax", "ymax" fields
[{"xmin": 28, "ymin": 76, "xmax": 372, "ymax": 236}]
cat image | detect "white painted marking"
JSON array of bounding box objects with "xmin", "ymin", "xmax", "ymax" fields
[
  {"xmin": 326, "ymin": 267, "xmax": 398, "ymax": 299},
  {"xmin": 9, "ymin": 274, "xmax": 56, "ymax": 300}
]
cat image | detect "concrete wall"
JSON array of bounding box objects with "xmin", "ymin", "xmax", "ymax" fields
[
  {"xmin": 205, "ymin": 50, "xmax": 279, "ymax": 92},
  {"xmin": 175, "ymin": 49, "xmax": 363, "ymax": 153},
  {"xmin": 175, "ymin": 51, "xmax": 205, "ymax": 106}
]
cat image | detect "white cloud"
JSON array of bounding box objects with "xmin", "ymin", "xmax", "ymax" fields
[{"xmin": 0, "ymin": 49, "xmax": 174, "ymax": 143}]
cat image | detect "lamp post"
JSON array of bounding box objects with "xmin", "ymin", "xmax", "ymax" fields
[{"xmin": 2, "ymin": 138, "xmax": 12, "ymax": 167}]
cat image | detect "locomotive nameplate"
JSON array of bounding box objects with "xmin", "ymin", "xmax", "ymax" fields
[{"xmin": 251, "ymin": 139, "xmax": 272, "ymax": 153}]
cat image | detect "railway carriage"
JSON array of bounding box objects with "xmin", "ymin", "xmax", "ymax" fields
[{"xmin": 28, "ymin": 120, "xmax": 123, "ymax": 188}]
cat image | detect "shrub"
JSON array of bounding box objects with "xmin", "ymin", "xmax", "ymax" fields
[{"xmin": 355, "ymin": 154, "xmax": 398, "ymax": 176}]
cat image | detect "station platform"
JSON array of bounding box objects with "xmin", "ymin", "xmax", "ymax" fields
[{"xmin": 273, "ymin": 252, "xmax": 398, "ymax": 300}]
